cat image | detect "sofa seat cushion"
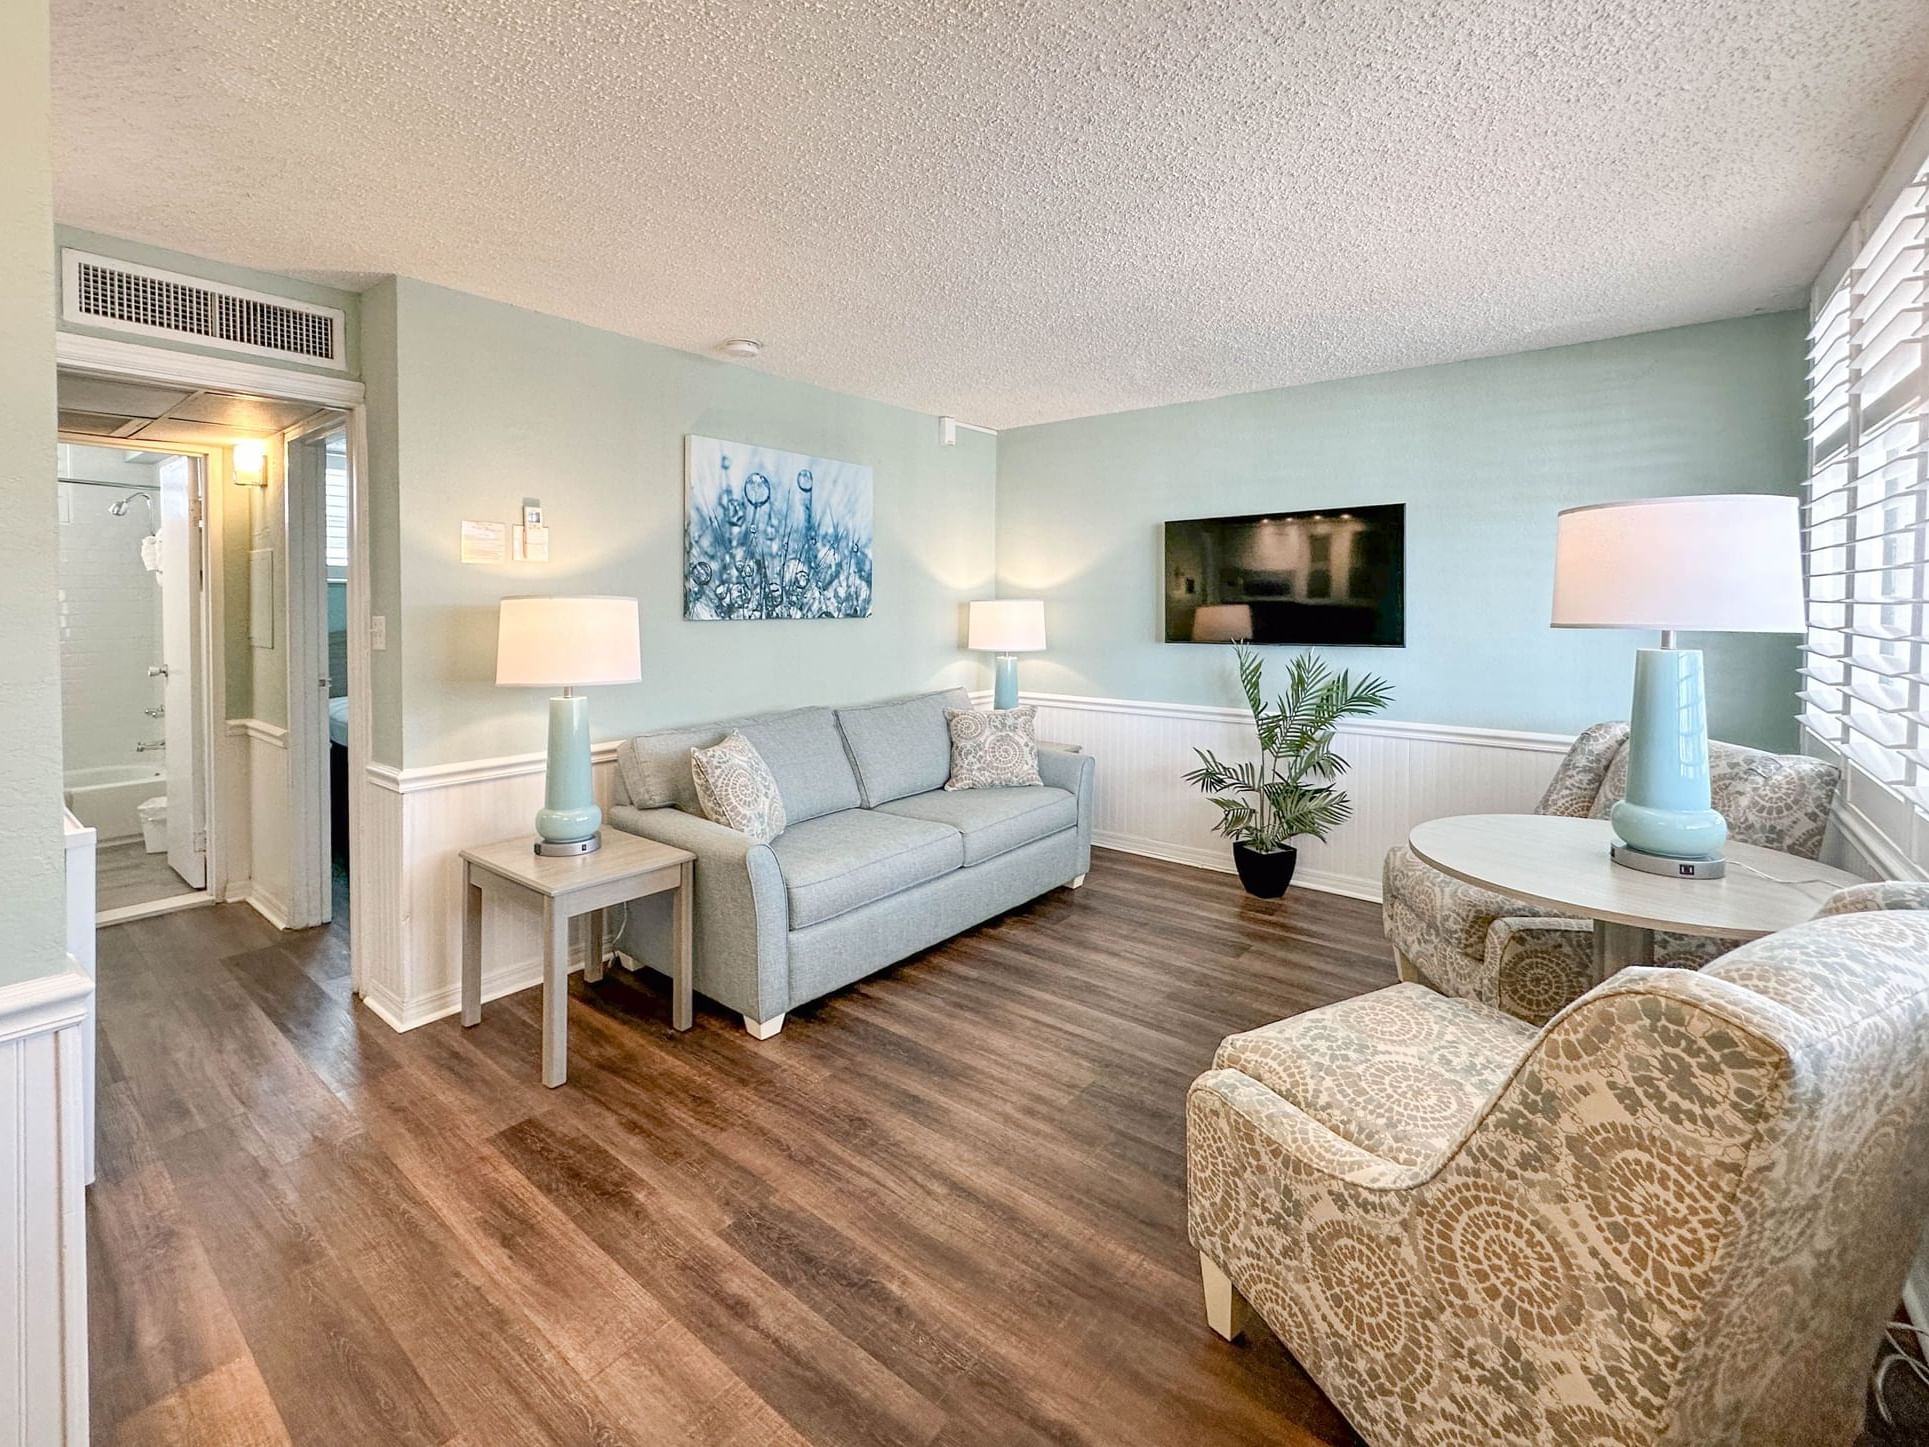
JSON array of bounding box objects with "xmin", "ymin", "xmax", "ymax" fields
[
  {"xmin": 1214, "ymin": 984, "xmax": 1535, "ymax": 1168},
  {"xmin": 770, "ymin": 809, "xmax": 964, "ymax": 928},
  {"xmin": 874, "ymin": 786, "xmax": 1075, "ymax": 866}
]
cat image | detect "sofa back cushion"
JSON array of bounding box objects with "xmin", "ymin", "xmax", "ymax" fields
[
  {"xmin": 739, "ymin": 708, "xmax": 863, "ymax": 823},
  {"xmin": 836, "ymin": 688, "xmax": 973, "ymax": 806},
  {"xmin": 616, "ymin": 705, "xmax": 862, "ymax": 824}
]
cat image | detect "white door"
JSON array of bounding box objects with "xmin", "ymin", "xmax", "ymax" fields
[
  {"xmin": 158, "ymin": 455, "xmax": 207, "ymax": 889},
  {"xmin": 282, "ymin": 425, "xmax": 337, "ymax": 929}
]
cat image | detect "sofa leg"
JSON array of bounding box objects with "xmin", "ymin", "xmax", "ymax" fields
[
  {"xmin": 1393, "ymin": 948, "xmax": 1420, "ymax": 984},
  {"xmin": 743, "ymin": 1013, "xmax": 786, "ymax": 1040},
  {"xmin": 1070, "ymin": 873, "xmax": 1087, "ymax": 889},
  {"xmin": 1200, "ymin": 1253, "xmax": 1249, "ymax": 1342}
]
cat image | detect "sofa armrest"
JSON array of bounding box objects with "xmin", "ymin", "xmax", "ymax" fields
[
  {"xmin": 1483, "ymin": 916, "xmax": 1596, "ymax": 1026},
  {"xmin": 607, "ymin": 804, "xmax": 789, "ymax": 1021},
  {"xmin": 1187, "ymin": 1067, "xmax": 1427, "ymax": 1215},
  {"xmin": 1815, "ymin": 880, "xmax": 1929, "ymax": 917},
  {"xmin": 1382, "ymin": 844, "xmax": 1571, "ymax": 999},
  {"xmin": 1037, "ymin": 746, "xmax": 1095, "ymax": 877}
]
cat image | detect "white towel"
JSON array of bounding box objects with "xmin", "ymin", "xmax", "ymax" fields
[{"xmin": 140, "ymin": 534, "xmax": 162, "ymax": 574}]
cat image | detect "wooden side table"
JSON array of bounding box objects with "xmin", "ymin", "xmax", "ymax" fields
[{"xmin": 460, "ymin": 830, "xmax": 696, "ymax": 1087}]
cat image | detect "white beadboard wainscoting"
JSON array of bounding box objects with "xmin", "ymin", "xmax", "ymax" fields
[
  {"xmin": 358, "ymin": 744, "xmax": 621, "ymax": 1032},
  {"xmin": 223, "ymin": 718, "xmax": 291, "ymax": 930},
  {"xmin": 1003, "ymin": 691, "xmax": 1572, "ymax": 899},
  {"xmin": 0, "ymin": 967, "xmax": 93, "ymax": 1445},
  {"xmin": 354, "ymin": 696, "xmax": 1569, "ymax": 1030}
]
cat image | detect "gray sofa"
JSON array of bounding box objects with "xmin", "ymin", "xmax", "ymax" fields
[{"xmin": 608, "ymin": 687, "xmax": 1095, "ymax": 1036}]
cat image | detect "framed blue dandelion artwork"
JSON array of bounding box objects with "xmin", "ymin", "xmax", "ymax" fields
[{"xmin": 684, "ymin": 437, "xmax": 874, "ymax": 620}]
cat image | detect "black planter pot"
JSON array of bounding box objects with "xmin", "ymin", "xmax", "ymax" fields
[{"xmin": 1232, "ymin": 842, "xmax": 1298, "ymax": 899}]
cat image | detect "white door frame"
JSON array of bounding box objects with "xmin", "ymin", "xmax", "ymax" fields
[{"xmin": 55, "ymin": 335, "xmax": 371, "ymax": 991}]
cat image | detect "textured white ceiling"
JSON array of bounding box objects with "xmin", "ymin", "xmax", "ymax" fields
[{"xmin": 50, "ymin": 1, "xmax": 1929, "ymax": 428}]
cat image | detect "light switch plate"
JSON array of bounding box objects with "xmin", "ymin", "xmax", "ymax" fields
[
  {"xmin": 512, "ymin": 524, "xmax": 550, "ymax": 562},
  {"xmin": 370, "ymin": 615, "xmax": 387, "ymax": 651}
]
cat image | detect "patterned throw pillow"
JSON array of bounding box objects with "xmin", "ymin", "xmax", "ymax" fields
[
  {"xmin": 944, "ymin": 705, "xmax": 1043, "ymax": 790},
  {"xmin": 690, "ymin": 730, "xmax": 787, "ymax": 843}
]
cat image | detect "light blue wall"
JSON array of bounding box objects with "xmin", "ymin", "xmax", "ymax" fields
[
  {"xmin": 0, "ymin": 0, "xmax": 67, "ymax": 985},
  {"xmin": 996, "ymin": 313, "xmax": 1807, "ymax": 751},
  {"xmin": 383, "ymin": 279, "xmax": 998, "ymax": 769}
]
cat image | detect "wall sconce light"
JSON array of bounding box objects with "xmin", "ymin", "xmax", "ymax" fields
[{"xmin": 232, "ymin": 439, "xmax": 268, "ymax": 486}]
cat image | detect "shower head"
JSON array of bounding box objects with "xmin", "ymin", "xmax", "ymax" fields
[{"xmin": 109, "ymin": 491, "xmax": 152, "ymax": 516}]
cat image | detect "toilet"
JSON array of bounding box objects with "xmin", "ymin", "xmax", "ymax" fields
[{"xmin": 137, "ymin": 796, "xmax": 166, "ymax": 854}]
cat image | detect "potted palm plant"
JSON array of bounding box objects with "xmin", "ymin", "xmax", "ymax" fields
[{"xmin": 1183, "ymin": 643, "xmax": 1393, "ymax": 898}]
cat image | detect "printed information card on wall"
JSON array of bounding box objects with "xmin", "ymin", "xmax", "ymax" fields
[{"xmin": 460, "ymin": 520, "xmax": 509, "ymax": 564}]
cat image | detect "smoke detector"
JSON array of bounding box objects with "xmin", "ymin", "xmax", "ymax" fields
[{"xmin": 718, "ymin": 338, "xmax": 763, "ymax": 359}]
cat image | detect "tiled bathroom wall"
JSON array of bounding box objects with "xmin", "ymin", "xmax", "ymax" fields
[{"xmin": 57, "ymin": 476, "xmax": 164, "ymax": 770}]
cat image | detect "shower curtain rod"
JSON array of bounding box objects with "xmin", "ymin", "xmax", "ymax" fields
[{"xmin": 57, "ymin": 476, "xmax": 154, "ymax": 491}]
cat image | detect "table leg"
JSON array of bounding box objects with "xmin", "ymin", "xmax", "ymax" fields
[
  {"xmin": 585, "ymin": 907, "xmax": 606, "ymax": 984},
  {"xmin": 1592, "ymin": 920, "xmax": 1655, "ymax": 984},
  {"xmin": 543, "ymin": 898, "xmax": 569, "ymax": 1088},
  {"xmin": 461, "ymin": 863, "xmax": 483, "ymax": 1027},
  {"xmin": 672, "ymin": 860, "xmax": 694, "ymax": 1032}
]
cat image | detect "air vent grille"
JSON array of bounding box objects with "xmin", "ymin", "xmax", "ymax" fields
[{"xmin": 61, "ymin": 250, "xmax": 347, "ymax": 370}]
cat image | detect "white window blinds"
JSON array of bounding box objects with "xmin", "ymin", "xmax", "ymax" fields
[
  {"xmin": 1803, "ymin": 165, "xmax": 1929, "ymax": 808},
  {"xmin": 323, "ymin": 436, "xmax": 349, "ymax": 577}
]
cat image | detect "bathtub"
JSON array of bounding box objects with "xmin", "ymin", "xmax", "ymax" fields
[{"xmin": 64, "ymin": 764, "xmax": 165, "ymax": 845}]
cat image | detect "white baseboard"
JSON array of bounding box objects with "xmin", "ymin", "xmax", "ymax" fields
[
  {"xmin": 1091, "ymin": 828, "xmax": 1383, "ymax": 902},
  {"xmin": 360, "ymin": 943, "xmax": 601, "ymax": 1033},
  {"xmin": 224, "ymin": 882, "xmax": 292, "ymax": 932}
]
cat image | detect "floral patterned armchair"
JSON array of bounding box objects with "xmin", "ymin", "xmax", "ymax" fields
[
  {"xmin": 1187, "ymin": 906, "xmax": 1929, "ymax": 1445},
  {"xmin": 1382, "ymin": 721, "xmax": 1841, "ymax": 1024}
]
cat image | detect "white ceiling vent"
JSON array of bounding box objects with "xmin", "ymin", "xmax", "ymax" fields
[{"xmin": 61, "ymin": 249, "xmax": 347, "ymax": 370}]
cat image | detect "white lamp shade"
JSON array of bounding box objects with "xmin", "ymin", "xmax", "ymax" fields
[
  {"xmin": 1190, "ymin": 603, "xmax": 1254, "ymax": 642},
  {"xmin": 1551, "ymin": 495, "xmax": 1806, "ymax": 633},
  {"xmin": 968, "ymin": 599, "xmax": 1047, "ymax": 652},
  {"xmin": 495, "ymin": 595, "xmax": 641, "ymax": 687}
]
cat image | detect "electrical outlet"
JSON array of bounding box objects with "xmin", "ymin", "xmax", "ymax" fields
[{"xmin": 371, "ymin": 615, "xmax": 387, "ymax": 651}]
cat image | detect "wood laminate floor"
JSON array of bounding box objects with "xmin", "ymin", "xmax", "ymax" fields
[
  {"xmin": 85, "ymin": 848, "xmax": 1918, "ymax": 1445},
  {"xmin": 91, "ymin": 849, "xmax": 1389, "ymax": 1445},
  {"xmin": 95, "ymin": 840, "xmax": 199, "ymax": 915}
]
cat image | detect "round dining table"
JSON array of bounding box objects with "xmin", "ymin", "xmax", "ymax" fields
[{"xmin": 1407, "ymin": 813, "xmax": 1865, "ymax": 984}]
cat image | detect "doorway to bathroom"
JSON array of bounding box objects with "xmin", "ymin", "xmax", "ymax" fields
[{"xmin": 55, "ymin": 438, "xmax": 213, "ymax": 921}]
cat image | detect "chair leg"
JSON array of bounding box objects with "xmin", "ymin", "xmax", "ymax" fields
[
  {"xmin": 743, "ymin": 1013, "xmax": 786, "ymax": 1040},
  {"xmin": 1070, "ymin": 874, "xmax": 1087, "ymax": 889},
  {"xmin": 1393, "ymin": 947, "xmax": 1420, "ymax": 984},
  {"xmin": 1199, "ymin": 1252, "xmax": 1249, "ymax": 1342}
]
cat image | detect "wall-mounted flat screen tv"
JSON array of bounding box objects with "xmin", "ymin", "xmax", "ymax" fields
[{"xmin": 1165, "ymin": 503, "xmax": 1405, "ymax": 647}]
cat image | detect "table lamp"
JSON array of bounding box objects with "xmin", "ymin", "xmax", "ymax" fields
[
  {"xmin": 968, "ymin": 599, "xmax": 1047, "ymax": 709},
  {"xmin": 1191, "ymin": 603, "xmax": 1254, "ymax": 643},
  {"xmin": 496, "ymin": 596, "xmax": 641, "ymax": 856},
  {"xmin": 1552, "ymin": 495, "xmax": 1804, "ymax": 879}
]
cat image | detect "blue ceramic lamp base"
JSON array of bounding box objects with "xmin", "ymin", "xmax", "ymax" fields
[
  {"xmin": 993, "ymin": 655, "xmax": 1020, "ymax": 710},
  {"xmin": 535, "ymin": 692, "xmax": 603, "ymax": 857},
  {"xmin": 1609, "ymin": 645, "xmax": 1727, "ymax": 879}
]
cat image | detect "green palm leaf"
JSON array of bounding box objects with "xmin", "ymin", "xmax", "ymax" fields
[{"xmin": 1188, "ymin": 644, "xmax": 1391, "ymax": 850}]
